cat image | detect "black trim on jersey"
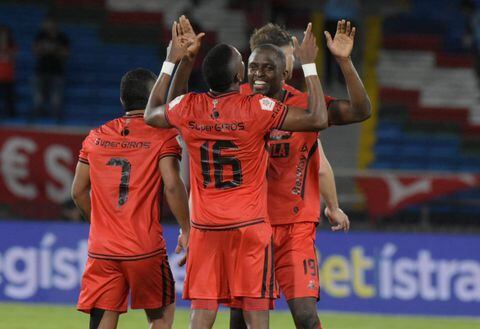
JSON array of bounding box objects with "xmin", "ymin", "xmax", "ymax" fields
[
  {"xmin": 206, "ymin": 90, "xmax": 239, "ymax": 99},
  {"xmin": 123, "ymin": 114, "xmax": 144, "ymax": 118},
  {"xmin": 159, "ymin": 178, "xmax": 164, "ymax": 224},
  {"xmin": 300, "ymin": 141, "xmax": 319, "ymax": 199},
  {"xmin": 159, "ymin": 153, "xmax": 182, "ymax": 161},
  {"xmin": 191, "ymin": 218, "xmax": 264, "ymax": 231},
  {"xmin": 269, "ymin": 236, "xmax": 275, "ymax": 299},
  {"xmin": 161, "ymin": 260, "xmax": 167, "ymax": 306},
  {"xmin": 167, "ymin": 260, "xmax": 175, "ymax": 304},
  {"xmin": 261, "ymin": 245, "xmax": 269, "ymax": 298},
  {"xmin": 79, "ymin": 157, "xmax": 89, "ymax": 165},
  {"xmin": 275, "ymin": 105, "xmax": 289, "ymax": 130}
]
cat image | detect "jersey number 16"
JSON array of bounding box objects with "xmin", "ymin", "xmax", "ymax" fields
[{"xmin": 200, "ymin": 140, "xmax": 243, "ymax": 189}]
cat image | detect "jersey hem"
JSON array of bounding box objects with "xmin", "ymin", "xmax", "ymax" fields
[
  {"xmin": 88, "ymin": 248, "xmax": 166, "ymax": 261},
  {"xmin": 191, "ymin": 218, "xmax": 265, "ymax": 231}
]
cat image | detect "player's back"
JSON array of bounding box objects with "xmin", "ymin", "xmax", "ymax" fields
[
  {"xmin": 166, "ymin": 91, "xmax": 287, "ymax": 229},
  {"xmin": 79, "ymin": 113, "xmax": 181, "ymax": 259}
]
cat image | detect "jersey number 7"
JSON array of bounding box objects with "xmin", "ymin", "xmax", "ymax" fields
[
  {"xmin": 200, "ymin": 140, "xmax": 243, "ymax": 189},
  {"xmin": 107, "ymin": 158, "xmax": 131, "ymax": 206}
]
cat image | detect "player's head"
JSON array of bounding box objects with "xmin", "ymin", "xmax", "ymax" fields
[
  {"xmin": 202, "ymin": 43, "xmax": 245, "ymax": 92},
  {"xmin": 250, "ymin": 23, "xmax": 295, "ymax": 80},
  {"xmin": 120, "ymin": 68, "xmax": 157, "ymax": 112},
  {"xmin": 248, "ymin": 44, "xmax": 287, "ymax": 98}
]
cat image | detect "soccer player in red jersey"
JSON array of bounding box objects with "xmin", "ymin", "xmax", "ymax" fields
[
  {"xmin": 144, "ymin": 17, "xmax": 328, "ymax": 329},
  {"xmin": 231, "ymin": 21, "xmax": 371, "ymax": 329},
  {"xmin": 71, "ymin": 67, "xmax": 190, "ymax": 328}
]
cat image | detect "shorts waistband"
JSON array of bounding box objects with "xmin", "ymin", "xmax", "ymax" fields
[{"xmin": 191, "ymin": 218, "xmax": 265, "ymax": 231}]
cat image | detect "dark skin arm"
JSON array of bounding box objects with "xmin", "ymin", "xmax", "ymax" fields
[
  {"xmin": 159, "ymin": 156, "xmax": 190, "ymax": 266},
  {"xmin": 71, "ymin": 162, "xmax": 91, "ymax": 222},
  {"xmin": 280, "ymin": 23, "xmax": 329, "ymax": 132},
  {"xmin": 144, "ymin": 21, "xmax": 190, "ymax": 128},
  {"xmin": 324, "ymin": 19, "xmax": 371, "ymax": 125}
]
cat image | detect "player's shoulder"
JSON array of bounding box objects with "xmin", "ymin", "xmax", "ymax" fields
[{"xmin": 239, "ymin": 83, "xmax": 253, "ymax": 95}]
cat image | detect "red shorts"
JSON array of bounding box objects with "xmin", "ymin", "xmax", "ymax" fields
[
  {"xmin": 184, "ymin": 221, "xmax": 275, "ymax": 310},
  {"xmin": 272, "ymin": 222, "xmax": 320, "ymax": 301},
  {"xmin": 77, "ymin": 253, "xmax": 175, "ymax": 313}
]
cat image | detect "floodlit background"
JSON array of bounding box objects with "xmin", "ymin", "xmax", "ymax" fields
[{"xmin": 0, "ymin": 0, "xmax": 479, "ymax": 328}]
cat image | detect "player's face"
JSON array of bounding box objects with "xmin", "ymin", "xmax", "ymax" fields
[
  {"xmin": 247, "ymin": 49, "xmax": 286, "ymax": 98},
  {"xmin": 281, "ymin": 45, "xmax": 295, "ymax": 80}
]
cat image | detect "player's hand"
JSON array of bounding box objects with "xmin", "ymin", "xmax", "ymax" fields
[
  {"xmin": 325, "ymin": 207, "xmax": 350, "ymax": 232},
  {"xmin": 175, "ymin": 228, "xmax": 189, "ymax": 266},
  {"xmin": 178, "ymin": 15, "xmax": 205, "ymax": 60},
  {"xmin": 166, "ymin": 21, "xmax": 192, "ymax": 63},
  {"xmin": 324, "ymin": 19, "xmax": 356, "ymax": 60},
  {"xmin": 293, "ymin": 22, "xmax": 319, "ymax": 65}
]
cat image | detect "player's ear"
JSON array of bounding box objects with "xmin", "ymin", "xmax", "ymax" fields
[{"xmin": 282, "ymin": 69, "xmax": 289, "ymax": 81}]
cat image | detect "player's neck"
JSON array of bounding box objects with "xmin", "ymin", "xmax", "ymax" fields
[
  {"xmin": 208, "ymin": 86, "xmax": 239, "ymax": 96},
  {"xmin": 125, "ymin": 109, "xmax": 144, "ymax": 116}
]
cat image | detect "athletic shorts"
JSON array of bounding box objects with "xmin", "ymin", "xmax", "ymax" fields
[
  {"xmin": 183, "ymin": 221, "xmax": 275, "ymax": 310},
  {"xmin": 77, "ymin": 253, "xmax": 175, "ymax": 313},
  {"xmin": 272, "ymin": 222, "xmax": 320, "ymax": 301}
]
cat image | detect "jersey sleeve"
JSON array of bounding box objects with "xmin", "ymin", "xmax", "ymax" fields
[
  {"xmin": 325, "ymin": 95, "xmax": 336, "ymax": 109},
  {"xmin": 250, "ymin": 94, "xmax": 288, "ymax": 133},
  {"xmin": 78, "ymin": 132, "xmax": 92, "ymax": 165},
  {"xmin": 164, "ymin": 93, "xmax": 191, "ymax": 128},
  {"xmin": 159, "ymin": 131, "xmax": 182, "ymax": 160}
]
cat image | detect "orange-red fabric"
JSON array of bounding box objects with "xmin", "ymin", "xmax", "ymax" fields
[
  {"xmin": 165, "ymin": 91, "xmax": 287, "ymax": 228},
  {"xmin": 78, "ymin": 114, "xmax": 181, "ymax": 259},
  {"xmin": 272, "ymin": 222, "xmax": 320, "ymax": 301},
  {"xmin": 241, "ymin": 83, "xmax": 335, "ymax": 225},
  {"xmin": 183, "ymin": 222, "xmax": 275, "ymax": 301},
  {"xmin": 192, "ymin": 298, "xmax": 274, "ymax": 311},
  {"xmin": 77, "ymin": 253, "xmax": 175, "ymax": 313}
]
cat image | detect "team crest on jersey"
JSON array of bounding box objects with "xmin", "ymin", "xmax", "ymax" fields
[
  {"xmin": 259, "ymin": 97, "xmax": 275, "ymax": 111},
  {"xmin": 168, "ymin": 94, "xmax": 185, "ymax": 110}
]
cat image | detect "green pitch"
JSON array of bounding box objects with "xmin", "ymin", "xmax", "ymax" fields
[{"xmin": 1, "ymin": 303, "xmax": 479, "ymax": 329}]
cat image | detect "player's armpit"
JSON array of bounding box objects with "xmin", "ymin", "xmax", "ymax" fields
[
  {"xmin": 280, "ymin": 75, "xmax": 329, "ymax": 132},
  {"xmin": 71, "ymin": 161, "xmax": 91, "ymax": 222}
]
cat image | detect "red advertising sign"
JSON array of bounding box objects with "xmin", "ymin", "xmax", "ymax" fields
[
  {"xmin": 0, "ymin": 127, "xmax": 87, "ymax": 218},
  {"xmin": 356, "ymin": 172, "xmax": 480, "ymax": 217}
]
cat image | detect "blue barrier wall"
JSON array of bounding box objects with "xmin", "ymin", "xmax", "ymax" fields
[{"xmin": 0, "ymin": 221, "xmax": 479, "ymax": 316}]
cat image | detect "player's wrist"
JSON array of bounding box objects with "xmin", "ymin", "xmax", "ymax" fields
[
  {"xmin": 302, "ymin": 63, "xmax": 318, "ymax": 77},
  {"xmin": 335, "ymin": 56, "xmax": 352, "ymax": 65},
  {"xmin": 161, "ymin": 61, "xmax": 175, "ymax": 76}
]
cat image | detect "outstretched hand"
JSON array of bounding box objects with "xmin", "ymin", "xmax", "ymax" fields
[
  {"xmin": 292, "ymin": 22, "xmax": 319, "ymax": 65},
  {"xmin": 324, "ymin": 19, "xmax": 356, "ymax": 60},
  {"xmin": 178, "ymin": 15, "xmax": 205, "ymax": 60},
  {"xmin": 166, "ymin": 21, "xmax": 192, "ymax": 63}
]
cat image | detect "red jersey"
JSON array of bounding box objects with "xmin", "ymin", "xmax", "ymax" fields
[
  {"xmin": 165, "ymin": 90, "xmax": 287, "ymax": 229},
  {"xmin": 240, "ymin": 83, "xmax": 335, "ymax": 225},
  {"xmin": 78, "ymin": 113, "xmax": 182, "ymax": 260}
]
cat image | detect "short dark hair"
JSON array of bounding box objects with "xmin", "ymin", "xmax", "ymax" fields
[
  {"xmin": 120, "ymin": 68, "xmax": 157, "ymax": 111},
  {"xmin": 249, "ymin": 23, "xmax": 293, "ymax": 51},
  {"xmin": 252, "ymin": 44, "xmax": 286, "ymax": 71},
  {"xmin": 202, "ymin": 44, "xmax": 236, "ymax": 92}
]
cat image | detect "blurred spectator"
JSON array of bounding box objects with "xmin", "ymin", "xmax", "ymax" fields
[
  {"xmin": 0, "ymin": 25, "xmax": 17, "ymax": 118},
  {"xmin": 461, "ymin": 0, "xmax": 480, "ymax": 78},
  {"xmin": 32, "ymin": 16, "xmax": 70, "ymax": 122},
  {"xmin": 324, "ymin": 0, "xmax": 360, "ymax": 86}
]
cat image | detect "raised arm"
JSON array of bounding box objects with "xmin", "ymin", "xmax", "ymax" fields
[
  {"xmin": 167, "ymin": 15, "xmax": 204, "ymax": 103},
  {"xmin": 280, "ymin": 23, "xmax": 329, "ymax": 132},
  {"xmin": 144, "ymin": 21, "xmax": 190, "ymax": 128},
  {"xmin": 324, "ymin": 20, "xmax": 371, "ymax": 125}
]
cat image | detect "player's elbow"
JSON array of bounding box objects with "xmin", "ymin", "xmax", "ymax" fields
[
  {"xmin": 353, "ymin": 98, "xmax": 372, "ymax": 122},
  {"xmin": 71, "ymin": 184, "xmax": 84, "ymax": 203},
  {"xmin": 311, "ymin": 117, "xmax": 329, "ymax": 131},
  {"xmin": 143, "ymin": 111, "xmax": 157, "ymax": 127}
]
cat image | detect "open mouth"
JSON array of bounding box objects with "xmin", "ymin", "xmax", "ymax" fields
[{"xmin": 252, "ymin": 80, "xmax": 269, "ymax": 93}]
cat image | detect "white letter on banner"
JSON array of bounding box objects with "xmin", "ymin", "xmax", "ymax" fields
[
  {"xmin": 45, "ymin": 145, "xmax": 74, "ymax": 203},
  {"xmin": 53, "ymin": 248, "xmax": 78, "ymax": 290},
  {"xmin": 393, "ymin": 258, "xmax": 418, "ymax": 300},
  {"xmin": 437, "ymin": 260, "xmax": 458, "ymax": 301},
  {"xmin": 455, "ymin": 261, "xmax": 480, "ymax": 302},
  {"xmin": 418, "ymin": 251, "xmax": 437, "ymax": 301},
  {"xmin": 0, "ymin": 137, "xmax": 37, "ymax": 199},
  {"xmin": 3, "ymin": 247, "xmax": 38, "ymax": 299},
  {"xmin": 379, "ymin": 243, "xmax": 396, "ymax": 299}
]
